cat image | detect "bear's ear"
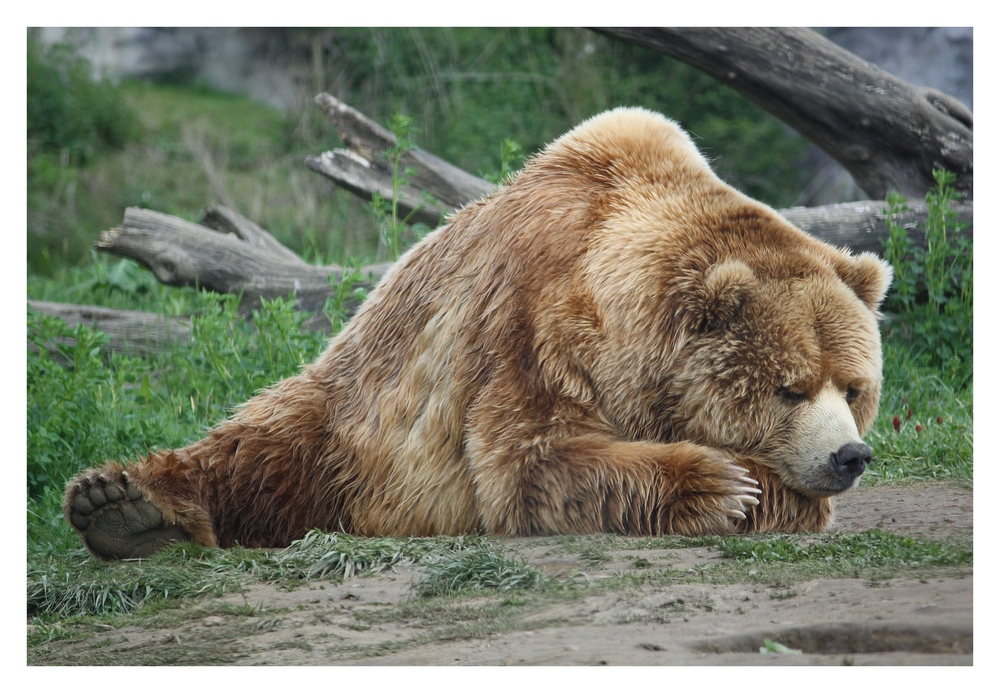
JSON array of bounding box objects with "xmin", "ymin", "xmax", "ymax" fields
[
  {"xmin": 834, "ymin": 251, "xmax": 893, "ymax": 311},
  {"xmin": 693, "ymin": 259, "xmax": 757, "ymax": 330}
]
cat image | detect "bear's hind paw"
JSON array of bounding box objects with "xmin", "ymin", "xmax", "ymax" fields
[{"xmin": 66, "ymin": 469, "xmax": 192, "ymax": 560}]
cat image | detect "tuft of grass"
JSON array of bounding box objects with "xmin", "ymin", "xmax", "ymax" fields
[
  {"xmin": 579, "ymin": 546, "xmax": 613, "ymax": 568},
  {"xmin": 413, "ymin": 542, "xmax": 549, "ymax": 597},
  {"xmin": 27, "ymin": 543, "xmax": 294, "ymax": 619},
  {"xmin": 277, "ymin": 531, "xmax": 468, "ymax": 580}
]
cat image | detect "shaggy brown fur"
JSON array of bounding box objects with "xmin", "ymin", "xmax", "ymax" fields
[{"xmin": 65, "ymin": 108, "xmax": 889, "ymax": 559}]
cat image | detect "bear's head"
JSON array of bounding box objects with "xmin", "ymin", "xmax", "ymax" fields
[
  {"xmin": 532, "ymin": 108, "xmax": 893, "ymax": 498},
  {"xmin": 668, "ymin": 247, "xmax": 892, "ymax": 497}
]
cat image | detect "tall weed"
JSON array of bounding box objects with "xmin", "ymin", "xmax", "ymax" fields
[
  {"xmin": 367, "ymin": 113, "xmax": 435, "ymax": 261},
  {"xmin": 881, "ymin": 169, "xmax": 972, "ymax": 389},
  {"xmin": 869, "ymin": 170, "xmax": 973, "ymax": 484}
]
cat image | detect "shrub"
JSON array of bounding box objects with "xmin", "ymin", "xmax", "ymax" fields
[{"xmin": 27, "ymin": 36, "xmax": 141, "ymax": 165}]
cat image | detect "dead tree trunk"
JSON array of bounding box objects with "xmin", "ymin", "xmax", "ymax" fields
[
  {"xmin": 596, "ymin": 27, "xmax": 973, "ymax": 201},
  {"xmin": 95, "ymin": 205, "xmax": 391, "ymax": 318}
]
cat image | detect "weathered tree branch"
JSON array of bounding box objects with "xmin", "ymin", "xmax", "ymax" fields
[
  {"xmin": 200, "ymin": 204, "xmax": 303, "ymax": 264},
  {"xmin": 596, "ymin": 27, "xmax": 973, "ymax": 201},
  {"xmin": 305, "ymin": 93, "xmax": 495, "ymax": 227}
]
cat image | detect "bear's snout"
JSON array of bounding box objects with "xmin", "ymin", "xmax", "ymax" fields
[{"xmin": 829, "ymin": 442, "xmax": 872, "ymax": 480}]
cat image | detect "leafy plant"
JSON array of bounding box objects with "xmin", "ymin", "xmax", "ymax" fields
[
  {"xmin": 324, "ymin": 265, "xmax": 370, "ymax": 334},
  {"xmin": 485, "ymin": 138, "xmax": 525, "ymax": 184},
  {"xmin": 881, "ymin": 170, "xmax": 972, "ymax": 388}
]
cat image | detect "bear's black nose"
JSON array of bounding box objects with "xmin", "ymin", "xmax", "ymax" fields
[{"xmin": 829, "ymin": 442, "xmax": 872, "ymax": 479}]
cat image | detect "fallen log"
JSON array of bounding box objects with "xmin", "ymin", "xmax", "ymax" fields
[
  {"xmin": 28, "ymin": 301, "xmax": 191, "ymax": 359},
  {"xmin": 94, "ymin": 205, "xmax": 391, "ymax": 318},
  {"xmin": 596, "ymin": 28, "xmax": 973, "ymax": 201}
]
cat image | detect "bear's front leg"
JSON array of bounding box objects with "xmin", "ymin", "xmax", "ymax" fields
[{"xmin": 469, "ymin": 430, "xmax": 760, "ymax": 537}]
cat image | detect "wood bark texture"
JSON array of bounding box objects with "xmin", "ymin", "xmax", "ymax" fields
[
  {"xmin": 94, "ymin": 205, "xmax": 391, "ymax": 318},
  {"xmin": 596, "ymin": 27, "xmax": 973, "ymax": 201},
  {"xmin": 306, "ymin": 93, "xmax": 495, "ymax": 227},
  {"xmin": 28, "ymin": 301, "xmax": 191, "ymax": 359}
]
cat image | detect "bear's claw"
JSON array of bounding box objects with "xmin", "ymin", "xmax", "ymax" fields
[
  {"xmin": 66, "ymin": 469, "xmax": 192, "ymax": 560},
  {"xmin": 662, "ymin": 451, "xmax": 765, "ymax": 535}
]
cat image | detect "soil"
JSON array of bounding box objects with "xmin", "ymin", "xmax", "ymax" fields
[{"xmin": 29, "ymin": 481, "xmax": 973, "ymax": 666}]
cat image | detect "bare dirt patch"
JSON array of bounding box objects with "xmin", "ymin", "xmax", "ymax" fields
[{"xmin": 28, "ymin": 481, "xmax": 972, "ymax": 666}]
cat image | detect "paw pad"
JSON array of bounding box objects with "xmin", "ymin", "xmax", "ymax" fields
[{"xmin": 67, "ymin": 470, "xmax": 191, "ymax": 560}]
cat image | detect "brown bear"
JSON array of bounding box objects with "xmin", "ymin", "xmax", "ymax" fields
[{"xmin": 64, "ymin": 108, "xmax": 891, "ymax": 560}]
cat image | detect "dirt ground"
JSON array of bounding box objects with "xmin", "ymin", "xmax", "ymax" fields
[{"xmin": 29, "ymin": 481, "xmax": 973, "ymax": 666}]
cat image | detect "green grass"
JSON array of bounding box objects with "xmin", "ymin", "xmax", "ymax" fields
[
  {"xmin": 713, "ymin": 530, "xmax": 971, "ymax": 568},
  {"xmin": 864, "ymin": 173, "xmax": 973, "ymax": 486},
  {"xmin": 26, "ymin": 532, "xmax": 553, "ymax": 619},
  {"xmin": 26, "ymin": 276, "xmax": 331, "ymax": 558},
  {"xmin": 606, "ymin": 529, "xmax": 972, "ymax": 589},
  {"xmin": 864, "ymin": 341, "xmax": 972, "ymax": 486},
  {"xmin": 25, "ymin": 292, "xmax": 970, "ymax": 616},
  {"xmin": 414, "ymin": 543, "xmax": 550, "ymax": 597},
  {"xmin": 28, "ymin": 32, "xmax": 811, "ymax": 275}
]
